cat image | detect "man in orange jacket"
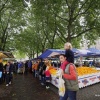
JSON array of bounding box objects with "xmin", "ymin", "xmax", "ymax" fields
[{"xmin": 32, "ymin": 61, "xmax": 39, "ymax": 77}]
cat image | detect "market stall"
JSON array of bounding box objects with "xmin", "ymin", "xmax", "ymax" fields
[
  {"xmin": 0, "ymin": 51, "xmax": 14, "ymax": 58},
  {"xmin": 38, "ymin": 48, "xmax": 100, "ymax": 88},
  {"xmin": 38, "ymin": 48, "xmax": 81, "ymax": 59},
  {"xmin": 49, "ymin": 67, "xmax": 100, "ymax": 88},
  {"xmin": 0, "ymin": 51, "xmax": 15, "ymax": 65}
]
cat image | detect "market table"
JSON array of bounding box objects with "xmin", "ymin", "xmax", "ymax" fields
[{"xmin": 51, "ymin": 72, "xmax": 100, "ymax": 88}]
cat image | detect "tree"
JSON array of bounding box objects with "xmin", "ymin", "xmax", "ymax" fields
[
  {"xmin": 0, "ymin": 0, "xmax": 100, "ymax": 58},
  {"xmin": 0, "ymin": 0, "xmax": 27, "ymax": 51},
  {"xmin": 30, "ymin": 0, "xmax": 100, "ymax": 46}
]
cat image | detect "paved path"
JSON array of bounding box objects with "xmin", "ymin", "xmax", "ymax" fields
[
  {"xmin": 0, "ymin": 74, "xmax": 59, "ymax": 100},
  {"xmin": 0, "ymin": 74, "xmax": 100, "ymax": 100}
]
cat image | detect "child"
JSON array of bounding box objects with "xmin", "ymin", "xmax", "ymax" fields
[
  {"xmin": 64, "ymin": 42, "xmax": 74, "ymax": 63},
  {"xmin": 45, "ymin": 66, "xmax": 51, "ymax": 89}
]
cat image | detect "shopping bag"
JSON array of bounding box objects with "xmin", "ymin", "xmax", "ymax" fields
[
  {"xmin": 58, "ymin": 69, "xmax": 65, "ymax": 97},
  {"xmin": 58, "ymin": 77, "xmax": 65, "ymax": 96},
  {"xmin": 0, "ymin": 72, "xmax": 2, "ymax": 78}
]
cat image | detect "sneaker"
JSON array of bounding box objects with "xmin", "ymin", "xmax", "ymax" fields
[
  {"xmin": 46, "ymin": 86, "xmax": 50, "ymax": 89},
  {"xmin": 9, "ymin": 82, "xmax": 11, "ymax": 85},
  {"xmin": 6, "ymin": 84, "xmax": 9, "ymax": 87}
]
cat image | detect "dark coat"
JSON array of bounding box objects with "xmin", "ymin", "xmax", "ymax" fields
[
  {"xmin": 65, "ymin": 49, "xmax": 74, "ymax": 63},
  {"xmin": 0, "ymin": 63, "xmax": 3, "ymax": 72}
]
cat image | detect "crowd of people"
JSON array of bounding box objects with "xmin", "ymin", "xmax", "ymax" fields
[
  {"xmin": 32, "ymin": 59, "xmax": 51, "ymax": 89},
  {"xmin": 0, "ymin": 42, "xmax": 79, "ymax": 100},
  {"xmin": 0, "ymin": 60, "xmax": 33, "ymax": 87},
  {"xmin": 32, "ymin": 42, "xmax": 79, "ymax": 100},
  {"xmin": 0, "ymin": 60, "xmax": 14, "ymax": 86}
]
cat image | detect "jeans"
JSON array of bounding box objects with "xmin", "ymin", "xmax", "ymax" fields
[
  {"xmin": 32, "ymin": 69, "xmax": 35, "ymax": 77},
  {"xmin": 6, "ymin": 73, "xmax": 10, "ymax": 84},
  {"xmin": 41, "ymin": 76, "xmax": 45, "ymax": 84},
  {"xmin": 34, "ymin": 70, "xmax": 39, "ymax": 77},
  {"xmin": 60, "ymin": 90, "xmax": 77, "ymax": 100},
  {"xmin": 36, "ymin": 70, "xmax": 39, "ymax": 77},
  {"xmin": 6, "ymin": 73, "xmax": 13, "ymax": 84}
]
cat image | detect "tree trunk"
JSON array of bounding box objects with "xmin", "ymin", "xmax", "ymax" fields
[
  {"xmin": 2, "ymin": 32, "xmax": 8, "ymax": 51},
  {"xmin": 50, "ymin": 14, "xmax": 57, "ymax": 49},
  {"xmin": 32, "ymin": 50, "xmax": 34, "ymax": 58},
  {"xmin": 67, "ymin": 24, "xmax": 71, "ymax": 42},
  {"xmin": 36, "ymin": 49, "xmax": 38, "ymax": 58}
]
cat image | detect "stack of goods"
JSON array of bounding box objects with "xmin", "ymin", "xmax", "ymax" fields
[
  {"xmin": 76, "ymin": 67, "xmax": 100, "ymax": 76},
  {"xmin": 48, "ymin": 66, "xmax": 57, "ymax": 75}
]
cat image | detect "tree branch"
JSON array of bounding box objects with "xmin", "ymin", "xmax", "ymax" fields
[
  {"xmin": 57, "ymin": 27, "xmax": 66, "ymax": 40},
  {"xmin": 72, "ymin": 27, "xmax": 95, "ymax": 39},
  {"xmin": 73, "ymin": 0, "xmax": 94, "ymax": 20},
  {"xmin": 56, "ymin": 14, "xmax": 69, "ymax": 22},
  {"xmin": 73, "ymin": 0, "xmax": 88, "ymax": 19},
  {"xmin": 56, "ymin": 31, "xmax": 66, "ymax": 43},
  {"xmin": 65, "ymin": 0, "xmax": 70, "ymax": 9},
  {"xmin": 0, "ymin": 0, "xmax": 9, "ymax": 12},
  {"xmin": 43, "ymin": 27, "xmax": 52, "ymax": 44},
  {"xmin": 41, "ymin": 37, "xmax": 47, "ymax": 52},
  {"xmin": 52, "ymin": 10, "xmax": 69, "ymax": 22},
  {"xmin": 0, "ymin": 13, "xmax": 10, "ymax": 33}
]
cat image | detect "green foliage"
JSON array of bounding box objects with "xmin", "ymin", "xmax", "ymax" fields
[
  {"xmin": 0, "ymin": 0, "xmax": 100, "ymax": 58},
  {"xmin": 13, "ymin": 51, "xmax": 26, "ymax": 59}
]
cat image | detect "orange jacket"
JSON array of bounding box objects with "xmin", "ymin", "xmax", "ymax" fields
[{"xmin": 32, "ymin": 63, "xmax": 38, "ymax": 70}]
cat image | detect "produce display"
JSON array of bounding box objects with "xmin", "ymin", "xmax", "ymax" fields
[
  {"xmin": 76, "ymin": 67, "xmax": 100, "ymax": 76},
  {"xmin": 48, "ymin": 66, "xmax": 100, "ymax": 76},
  {"xmin": 49, "ymin": 67, "xmax": 57, "ymax": 75},
  {"xmin": 49, "ymin": 66, "xmax": 100, "ymax": 88}
]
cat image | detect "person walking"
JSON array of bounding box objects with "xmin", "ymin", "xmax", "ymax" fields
[
  {"xmin": 32, "ymin": 61, "xmax": 39, "ymax": 77},
  {"xmin": 59, "ymin": 54, "xmax": 79, "ymax": 100},
  {"xmin": 25, "ymin": 61, "xmax": 28, "ymax": 75},
  {"xmin": 5, "ymin": 62, "xmax": 14, "ymax": 86},
  {"xmin": 2, "ymin": 64, "xmax": 6, "ymax": 83},
  {"xmin": 28, "ymin": 60, "xmax": 32, "ymax": 73},
  {"xmin": 5, "ymin": 62, "xmax": 11, "ymax": 86}
]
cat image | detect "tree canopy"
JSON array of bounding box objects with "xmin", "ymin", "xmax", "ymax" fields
[{"xmin": 0, "ymin": 0, "xmax": 100, "ymax": 58}]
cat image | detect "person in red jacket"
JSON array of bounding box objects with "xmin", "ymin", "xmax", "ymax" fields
[
  {"xmin": 45, "ymin": 66, "xmax": 51, "ymax": 89},
  {"xmin": 60, "ymin": 55, "xmax": 76, "ymax": 80},
  {"xmin": 59, "ymin": 54, "xmax": 79, "ymax": 100}
]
